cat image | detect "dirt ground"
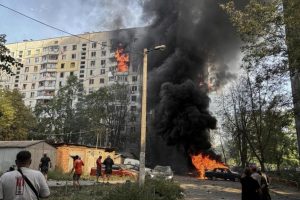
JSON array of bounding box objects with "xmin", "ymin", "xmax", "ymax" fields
[{"xmin": 175, "ymin": 176, "xmax": 300, "ymax": 200}]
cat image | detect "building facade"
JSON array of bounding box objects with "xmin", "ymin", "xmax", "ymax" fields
[{"xmin": 1, "ymin": 28, "xmax": 143, "ymax": 152}]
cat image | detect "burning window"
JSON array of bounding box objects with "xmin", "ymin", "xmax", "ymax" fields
[{"xmin": 114, "ymin": 46, "xmax": 129, "ymax": 72}]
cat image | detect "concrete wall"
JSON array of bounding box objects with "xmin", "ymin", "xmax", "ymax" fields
[
  {"xmin": 0, "ymin": 142, "xmax": 56, "ymax": 173},
  {"xmin": 25, "ymin": 142, "xmax": 56, "ymax": 170}
]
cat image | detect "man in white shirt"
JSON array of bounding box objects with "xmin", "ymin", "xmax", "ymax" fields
[{"xmin": 0, "ymin": 150, "xmax": 50, "ymax": 200}]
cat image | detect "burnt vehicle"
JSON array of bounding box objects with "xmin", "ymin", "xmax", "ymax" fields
[
  {"xmin": 205, "ymin": 167, "xmax": 241, "ymax": 182},
  {"xmin": 148, "ymin": 165, "xmax": 173, "ymax": 180}
]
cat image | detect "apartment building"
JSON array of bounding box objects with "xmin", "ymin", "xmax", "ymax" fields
[{"xmin": 0, "ymin": 28, "xmax": 143, "ymax": 150}]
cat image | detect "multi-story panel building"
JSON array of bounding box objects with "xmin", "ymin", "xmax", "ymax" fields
[{"xmin": 1, "ymin": 28, "xmax": 143, "ymax": 151}]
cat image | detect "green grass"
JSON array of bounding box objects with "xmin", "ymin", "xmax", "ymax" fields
[{"xmin": 48, "ymin": 179, "xmax": 184, "ymax": 200}]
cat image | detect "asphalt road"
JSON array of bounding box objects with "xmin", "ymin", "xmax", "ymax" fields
[{"xmin": 175, "ymin": 176, "xmax": 300, "ymax": 200}]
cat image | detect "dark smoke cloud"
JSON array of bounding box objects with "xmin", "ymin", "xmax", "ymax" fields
[{"xmin": 136, "ymin": 0, "xmax": 241, "ymax": 154}]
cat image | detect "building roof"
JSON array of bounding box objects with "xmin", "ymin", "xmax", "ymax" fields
[{"xmin": 0, "ymin": 140, "xmax": 46, "ymax": 148}]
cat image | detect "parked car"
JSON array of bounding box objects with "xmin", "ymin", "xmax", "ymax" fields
[
  {"xmin": 90, "ymin": 164, "xmax": 137, "ymax": 177},
  {"xmin": 148, "ymin": 165, "xmax": 173, "ymax": 180},
  {"xmin": 205, "ymin": 168, "xmax": 241, "ymax": 181}
]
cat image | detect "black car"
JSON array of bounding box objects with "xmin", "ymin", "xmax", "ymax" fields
[{"xmin": 205, "ymin": 168, "xmax": 241, "ymax": 182}]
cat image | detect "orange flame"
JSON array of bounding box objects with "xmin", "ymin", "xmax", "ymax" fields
[
  {"xmin": 115, "ymin": 47, "xmax": 129, "ymax": 72},
  {"xmin": 191, "ymin": 154, "xmax": 228, "ymax": 179}
]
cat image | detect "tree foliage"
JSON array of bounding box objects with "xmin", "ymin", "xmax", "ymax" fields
[
  {"xmin": 0, "ymin": 34, "xmax": 23, "ymax": 75},
  {"xmin": 0, "ymin": 89, "xmax": 37, "ymax": 140}
]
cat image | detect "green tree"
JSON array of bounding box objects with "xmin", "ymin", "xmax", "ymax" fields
[
  {"xmin": 221, "ymin": 0, "xmax": 300, "ymax": 158},
  {"xmin": 35, "ymin": 76, "xmax": 84, "ymax": 143},
  {"xmin": 0, "ymin": 34, "xmax": 22, "ymax": 74},
  {"xmin": 0, "ymin": 89, "xmax": 36, "ymax": 140},
  {"xmin": 82, "ymin": 83, "xmax": 130, "ymax": 149}
]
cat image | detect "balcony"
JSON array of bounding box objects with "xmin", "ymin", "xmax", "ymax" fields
[{"xmin": 40, "ymin": 67, "xmax": 56, "ymax": 73}]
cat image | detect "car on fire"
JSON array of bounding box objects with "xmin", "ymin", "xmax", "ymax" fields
[
  {"xmin": 205, "ymin": 167, "xmax": 241, "ymax": 182},
  {"xmin": 148, "ymin": 165, "xmax": 174, "ymax": 180},
  {"xmin": 90, "ymin": 164, "xmax": 137, "ymax": 177}
]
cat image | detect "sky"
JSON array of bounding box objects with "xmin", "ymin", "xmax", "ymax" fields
[{"xmin": 0, "ymin": 0, "xmax": 145, "ymax": 43}]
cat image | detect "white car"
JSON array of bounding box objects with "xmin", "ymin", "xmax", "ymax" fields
[{"xmin": 149, "ymin": 165, "xmax": 173, "ymax": 180}]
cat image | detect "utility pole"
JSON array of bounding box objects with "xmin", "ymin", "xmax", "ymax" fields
[
  {"xmin": 139, "ymin": 45, "xmax": 166, "ymax": 186},
  {"xmin": 139, "ymin": 48, "xmax": 148, "ymax": 187}
]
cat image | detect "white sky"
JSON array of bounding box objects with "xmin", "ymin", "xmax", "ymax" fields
[{"xmin": 0, "ymin": 0, "xmax": 145, "ymax": 43}]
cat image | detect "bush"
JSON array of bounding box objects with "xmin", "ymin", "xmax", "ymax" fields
[{"xmin": 102, "ymin": 179, "xmax": 183, "ymax": 200}]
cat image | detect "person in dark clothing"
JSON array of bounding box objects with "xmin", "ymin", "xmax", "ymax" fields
[
  {"xmin": 103, "ymin": 155, "xmax": 114, "ymax": 183},
  {"xmin": 241, "ymin": 167, "xmax": 261, "ymax": 200},
  {"xmin": 39, "ymin": 153, "xmax": 51, "ymax": 180},
  {"xmin": 259, "ymin": 171, "xmax": 271, "ymax": 200}
]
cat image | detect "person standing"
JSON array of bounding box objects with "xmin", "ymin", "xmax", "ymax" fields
[
  {"xmin": 39, "ymin": 153, "xmax": 52, "ymax": 180},
  {"xmin": 241, "ymin": 167, "xmax": 261, "ymax": 200},
  {"xmin": 96, "ymin": 156, "xmax": 102, "ymax": 183},
  {"xmin": 0, "ymin": 150, "xmax": 50, "ymax": 200},
  {"xmin": 103, "ymin": 155, "xmax": 114, "ymax": 183},
  {"xmin": 70, "ymin": 155, "xmax": 84, "ymax": 190}
]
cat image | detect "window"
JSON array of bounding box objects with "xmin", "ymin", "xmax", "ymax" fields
[
  {"xmin": 90, "ymin": 61, "xmax": 95, "ymax": 67},
  {"xmin": 22, "ymin": 84, "xmax": 27, "ymax": 90},
  {"xmin": 70, "ymin": 62, "xmax": 75, "ymax": 68},
  {"xmin": 35, "ymin": 49, "xmax": 40, "ymax": 54},
  {"xmin": 25, "ymin": 67, "xmax": 29, "ymax": 72},
  {"xmin": 71, "ymin": 54, "xmax": 76, "ymax": 59},
  {"xmin": 89, "ymin": 79, "xmax": 94, "ymax": 85},
  {"xmin": 27, "ymin": 50, "xmax": 31, "ymax": 56},
  {"xmin": 54, "ymin": 40, "xmax": 58, "ymax": 44},
  {"xmin": 81, "ymin": 52, "xmax": 86, "ymax": 56},
  {"xmin": 101, "ymin": 51, "xmax": 106, "ymax": 56},
  {"xmin": 132, "ymin": 76, "xmax": 137, "ymax": 82},
  {"xmin": 131, "ymin": 126, "xmax": 136, "ymax": 133},
  {"xmin": 101, "ymin": 41, "xmax": 107, "ymax": 48},
  {"xmin": 63, "ymin": 46, "xmax": 67, "ymax": 51},
  {"xmin": 82, "ymin": 43, "xmax": 87, "ymax": 47},
  {"xmin": 80, "ymin": 74, "xmax": 84, "ymax": 78},
  {"xmin": 31, "ymin": 83, "xmax": 35, "ymax": 89},
  {"xmin": 35, "ymin": 57, "xmax": 39, "ymax": 63},
  {"xmin": 19, "ymin": 51, "xmax": 23, "ymax": 58},
  {"xmin": 30, "ymin": 92, "xmax": 35, "ymax": 98},
  {"xmin": 131, "ymin": 95, "xmax": 137, "ymax": 102},
  {"xmin": 91, "ymin": 52, "xmax": 96, "ymax": 57},
  {"xmin": 100, "ymin": 69, "xmax": 105, "ymax": 74},
  {"xmin": 109, "ymin": 66, "xmax": 115, "ymax": 72},
  {"xmin": 92, "ymin": 42, "xmax": 97, "ymax": 48},
  {"xmin": 62, "ymin": 55, "xmax": 66, "ymax": 60},
  {"xmin": 109, "ymin": 76, "xmax": 114, "ymax": 81},
  {"xmin": 60, "ymin": 72, "xmax": 64, "ymax": 78},
  {"xmin": 100, "ymin": 78, "xmax": 105, "ymax": 84},
  {"xmin": 90, "ymin": 70, "xmax": 93, "ymax": 75},
  {"xmin": 81, "ymin": 61, "xmax": 85, "ymax": 64},
  {"xmin": 25, "ymin": 75, "xmax": 28, "ymax": 81},
  {"xmin": 61, "ymin": 63, "xmax": 65, "ymax": 69},
  {"xmin": 59, "ymin": 81, "xmax": 62, "ymax": 87},
  {"xmin": 14, "ymin": 84, "xmax": 18, "ymax": 88},
  {"xmin": 70, "ymin": 71, "xmax": 74, "ymax": 76},
  {"xmin": 101, "ymin": 60, "xmax": 106, "ymax": 65},
  {"xmin": 131, "ymin": 106, "xmax": 137, "ymax": 112},
  {"xmin": 131, "ymin": 85, "xmax": 137, "ymax": 92},
  {"xmin": 80, "ymin": 70, "xmax": 84, "ymax": 73},
  {"xmin": 34, "ymin": 66, "xmax": 38, "ymax": 72},
  {"xmin": 82, "ymin": 47, "xmax": 86, "ymax": 51},
  {"xmin": 72, "ymin": 45, "xmax": 77, "ymax": 50},
  {"xmin": 27, "ymin": 58, "xmax": 31, "ymax": 64},
  {"xmin": 80, "ymin": 65, "xmax": 85, "ymax": 69}
]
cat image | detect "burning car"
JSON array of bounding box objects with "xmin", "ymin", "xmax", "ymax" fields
[
  {"xmin": 148, "ymin": 165, "xmax": 174, "ymax": 180},
  {"xmin": 205, "ymin": 167, "xmax": 241, "ymax": 182}
]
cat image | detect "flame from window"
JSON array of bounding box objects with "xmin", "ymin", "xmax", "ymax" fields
[
  {"xmin": 115, "ymin": 47, "xmax": 129, "ymax": 72},
  {"xmin": 191, "ymin": 154, "xmax": 228, "ymax": 179}
]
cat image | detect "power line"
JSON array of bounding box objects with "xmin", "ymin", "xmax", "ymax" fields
[{"xmin": 0, "ymin": 3, "xmax": 143, "ymax": 55}]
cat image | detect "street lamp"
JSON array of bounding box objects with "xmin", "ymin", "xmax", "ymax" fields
[{"xmin": 139, "ymin": 45, "xmax": 166, "ymax": 186}]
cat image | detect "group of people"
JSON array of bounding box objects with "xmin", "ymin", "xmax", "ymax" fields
[{"xmin": 241, "ymin": 166, "xmax": 271, "ymax": 200}]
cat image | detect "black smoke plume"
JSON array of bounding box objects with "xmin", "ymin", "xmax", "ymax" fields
[{"xmin": 137, "ymin": 0, "xmax": 241, "ymax": 156}]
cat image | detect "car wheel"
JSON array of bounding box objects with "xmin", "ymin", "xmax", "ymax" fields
[
  {"xmin": 212, "ymin": 176, "xmax": 216, "ymax": 181},
  {"xmin": 234, "ymin": 177, "xmax": 239, "ymax": 182}
]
